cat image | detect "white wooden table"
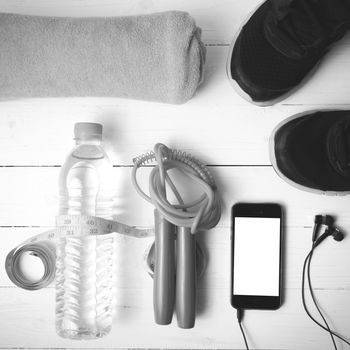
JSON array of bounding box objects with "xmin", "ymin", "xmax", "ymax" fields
[{"xmin": 1, "ymin": 0, "xmax": 350, "ymax": 349}]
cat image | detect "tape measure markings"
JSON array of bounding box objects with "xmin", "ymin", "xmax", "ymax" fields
[{"xmin": 6, "ymin": 215, "xmax": 154, "ymax": 290}]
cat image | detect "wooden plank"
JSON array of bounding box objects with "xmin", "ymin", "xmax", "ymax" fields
[
  {"xmin": 0, "ymin": 0, "xmax": 350, "ymax": 348},
  {"xmin": 2, "ymin": 45, "xmax": 350, "ymax": 167},
  {"xmin": 0, "ymin": 94, "xmax": 286, "ymax": 167},
  {"xmin": 0, "ymin": 46, "xmax": 304, "ymax": 167},
  {"xmin": 0, "ymin": 287, "xmax": 349, "ymax": 349},
  {"xmin": 0, "ymin": 0, "xmax": 259, "ymax": 45},
  {"xmin": 1, "ymin": 226, "xmax": 350, "ymax": 290},
  {"xmin": 1, "ymin": 167, "xmax": 350, "ymax": 228}
]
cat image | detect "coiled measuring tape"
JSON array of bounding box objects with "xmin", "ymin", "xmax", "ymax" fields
[{"xmin": 5, "ymin": 215, "xmax": 153, "ymax": 291}]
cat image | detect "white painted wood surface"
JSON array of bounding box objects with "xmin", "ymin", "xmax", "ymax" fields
[{"xmin": 0, "ymin": 0, "xmax": 350, "ymax": 349}]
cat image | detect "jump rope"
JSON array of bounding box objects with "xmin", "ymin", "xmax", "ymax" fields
[{"xmin": 132, "ymin": 143, "xmax": 221, "ymax": 328}]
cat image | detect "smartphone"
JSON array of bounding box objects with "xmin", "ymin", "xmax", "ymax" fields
[{"xmin": 231, "ymin": 203, "xmax": 283, "ymax": 310}]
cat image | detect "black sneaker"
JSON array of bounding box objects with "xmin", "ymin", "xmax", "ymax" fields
[
  {"xmin": 270, "ymin": 110, "xmax": 350, "ymax": 194},
  {"xmin": 227, "ymin": 0, "xmax": 350, "ymax": 106}
]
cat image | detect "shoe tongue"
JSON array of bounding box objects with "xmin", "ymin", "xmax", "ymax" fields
[
  {"xmin": 264, "ymin": 0, "xmax": 350, "ymax": 60},
  {"xmin": 327, "ymin": 118, "xmax": 350, "ymax": 178}
]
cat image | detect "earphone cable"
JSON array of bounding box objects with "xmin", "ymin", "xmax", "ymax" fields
[
  {"xmin": 302, "ymin": 248, "xmax": 350, "ymax": 347},
  {"xmin": 237, "ymin": 308, "xmax": 249, "ymax": 350},
  {"xmin": 306, "ymin": 245, "xmax": 337, "ymax": 350}
]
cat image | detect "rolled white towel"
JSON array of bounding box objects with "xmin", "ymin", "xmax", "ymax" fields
[{"xmin": 0, "ymin": 11, "xmax": 205, "ymax": 104}]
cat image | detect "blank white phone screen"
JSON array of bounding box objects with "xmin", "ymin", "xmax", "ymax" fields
[{"xmin": 233, "ymin": 217, "xmax": 280, "ymax": 296}]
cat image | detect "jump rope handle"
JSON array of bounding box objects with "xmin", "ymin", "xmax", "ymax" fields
[
  {"xmin": 176, "ymin": 227, "xmax": 196, "ymax": 328},
  {"xmin": 153, "ymin": 210, "xmax": 176, "ymax": 324}
]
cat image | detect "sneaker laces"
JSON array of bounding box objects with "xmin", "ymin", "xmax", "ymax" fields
[
  {"xmin": 264, "ymin": 0, "xmax": 350, "ymax": 59},
  {"xmin": 327, "ymin": 118, "xmax": 350, "ymax": 178}
]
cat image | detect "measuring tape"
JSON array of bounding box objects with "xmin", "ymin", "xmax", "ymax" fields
[{"xmin": 5, "ymin": 215, "xmax": 154, "ymax": 291}]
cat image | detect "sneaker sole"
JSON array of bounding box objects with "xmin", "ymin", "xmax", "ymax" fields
[{"xmin": 269, "ymin": 110, "xmax": 350, "ymax": 196}]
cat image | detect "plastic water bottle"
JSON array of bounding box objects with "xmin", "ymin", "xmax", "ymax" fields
[{"xmin": 56, "ymin": 123, "xmax": 116, "ymax": 339}]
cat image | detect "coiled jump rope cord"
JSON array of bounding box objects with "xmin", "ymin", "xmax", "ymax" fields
[
  {"xmin": 132, "ymin": 143, "xmax": 221, "ymax": 328},
  {"xmin": 132, "ymin": 143, "xmax": 221, "ymax": 232}
]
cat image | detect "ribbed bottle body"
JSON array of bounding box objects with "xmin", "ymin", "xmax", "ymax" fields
[{"xmin": 56, "ymin": 140, "xmax": 115, "ymax": 339}]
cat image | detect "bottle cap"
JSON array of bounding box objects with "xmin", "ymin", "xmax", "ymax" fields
[{"xmin": 74, "ymin": 122, "xmax": 103, "ymax": 141}]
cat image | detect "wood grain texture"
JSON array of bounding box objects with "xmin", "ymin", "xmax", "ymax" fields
[
  {"xmin": 2, "ymin": 44, "xmax": 350, "ymax": 166},
  {"xmin": 1, "ymin": 167, "xmax": 350, "ymax": 228},
  {"xmin": 0, "ymin": 288, "xmax": 349, "ymax": 349},
  {"xmin": 0, "ymin": 0, "xmax": 350, "ymax": 348}
]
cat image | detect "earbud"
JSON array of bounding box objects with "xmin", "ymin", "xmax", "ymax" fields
[
  {"xmin": 331, "ymin": 227, "xmax": 344, "ymax": 242},
  {"xmin": 313, "ymin": 225, "xmax": 344, "ymax": 248},
  {"xmin": 312, "ymin": 215, "xmax": 322, "ymax": 242},
  {"xmin": 312, "ymin": 214, "xmax": 344, "ymax": 248},
  {"xmin": 314, "ymin": 214, "xmax": 334, "ymax": 226},
  {"xmin": 312, "ymin": 215, "xmax": 335, "ymax": 242}
]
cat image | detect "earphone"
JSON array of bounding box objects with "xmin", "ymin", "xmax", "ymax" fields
[
  {"xmin": 312, "ymin": 214, "xmax": 334, "ymax": 242},
  {"xmin": 302, "ymin": 215, "xmax": 348, "ymax": 350},
  {"xmin": 312, "ymin": 214, "xmax": 344, "ymax": 247},
  {"xmin": 237, "ymin": 214, "xmax": 348, "ymax": 350},
  {"xmin": 235, "ymin": 214, "xmax": 348, "ymax": 350}
]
